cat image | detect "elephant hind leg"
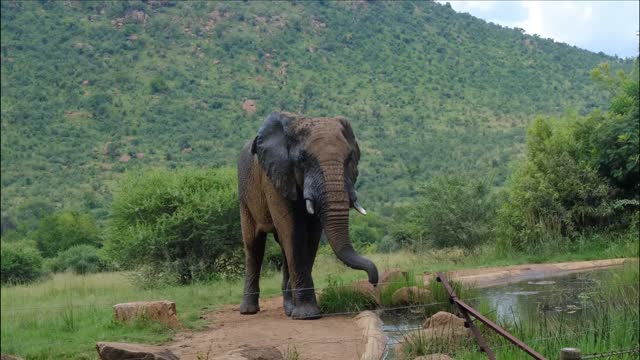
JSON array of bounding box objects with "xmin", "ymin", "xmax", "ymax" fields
[{"xmin": 240, "ymin": 205, "xmax": 266, "ymax": 315}]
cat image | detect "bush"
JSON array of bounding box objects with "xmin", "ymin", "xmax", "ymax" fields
[
  {"xmin": 48, "ymin": 245, "xmax": 106, "ymax": 274},
  {"xmin": 391, "ymin": 175, "xmax": 497, "ymax": 250},
  {"xmin": 105, "ymin": 167, "xmax": 242, "ymax": 285},
  {"xmin": 32, "ymin": 211, "xmax": 101, "ymax": 258},
  {"xmin": 1, "ymin": 241, "xmax": 46, "ymax": 285}
]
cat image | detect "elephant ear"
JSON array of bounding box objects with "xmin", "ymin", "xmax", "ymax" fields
[
  {"xmin": 339, "ymin": 117, "xmax": 361, "ymax": 162},
  {"xmin": 252, "ymin": 112, "xmax": 298, "ymax": 200}
]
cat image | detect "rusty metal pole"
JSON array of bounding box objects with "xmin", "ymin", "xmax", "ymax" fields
[{"xmin": 560, "ymin": 348, "xmax": 581, "ymax": 360}]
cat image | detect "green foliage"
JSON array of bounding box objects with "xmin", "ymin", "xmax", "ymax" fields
[
  {"xmin": 47, "ymin": 244, "xmax": 107, "ymax": 274},
  {"xmin": 263, "ymin": 236, "xmax": 284, "ymax": 272},
  {"xmin": 1, "ymin": 241, "xmax": 46, "ymax": 285},
  {"xmin": 105, "ymin": 167, "xmax": 242, "ymax": 284},
  {"xmin": 497, "ymin": 65, "xmax": 639, "ymax": 251},
  {"xmin": 318, "ymin": 276, "xmax": 377, "ymax": 314},
  {"xmin": 0, "ymin": 1, "xmax": 629, "ymax": 218},
  {"xmin": 32, "ymin": 211, "xmax": 101, "ymax": 258},
  {"xmin": 349, "ymin": 212, "xmax": 388, "ymax": 251},
  {"xmin": 391, "ymin": 175, "xmax": 497, "ymax": 250},
  {"xmin": 585, "ymin": 62, "xmax": 640, "ymax": 196}
]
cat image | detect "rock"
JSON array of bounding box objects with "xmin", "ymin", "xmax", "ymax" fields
[
  {"xmin": 127, "ymin": 10, "xmax": 147, "ymax": 23},
  {"xmin": 423, "ymin": 311, "xmax": 466, "ymax": 330},
  {"xmin": 113, "ymin": 301, "xmax": 181, "ymax": 328},
  {"xmin": 379, "ymin": 269, "xmax": 409, "ymax": 285},
  {"xmin": 95, "ymin": 342, "xmax": 178, "ymax": 360},
  {"xmin": 355, "ymin": 311, "xmax": 386, "ymax": 360},
  {"xmin": 349, "ymin": 279, "xmax": 379, "ymax": 304},
  {"xmin": 414, "ymin": 355, "xmax": 453, "ymax": 360},
  {"xmin": 118, "ymin": 154, "xmax": 131, "ymax": 163},
  {"xmin": 1, "ymin": 355, "xmax": 23, "ymax": 360},
  {"xmin": 390, "ymin": 286, "xmax": 430, "ymax": 305},
  {"xmin": 242, "ymin": 99, "xmax": 256, "ymax": 113},
  {"xmin": 378, "ymin": 269, "xmax": 409, "ymax": 294},
  {"xmin": 211, "ymin": 345, "xmax": 283, "ymax": 360},
  {"xmin": 391, "ymin": 311, "xmax": 471, "ymax": 357}
]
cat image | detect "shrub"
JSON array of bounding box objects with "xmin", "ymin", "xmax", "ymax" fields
[
  {"xmin": 105, "ymin": 167, "xmax": 242, "ymax": 284},
  {"xmin": 391, "ymin": 175, "xmax": 497, "ymax": 250},
  {"xmin": 48, "ymin": 245, "xmax": 106, "ymax": 274},
  {"xmin": 32, "ymin": 211, "xmax": 101, "ymax": 258},
  {"xmin": 1, "ymin": 241, "xmax": 46, "ymax": 285}
]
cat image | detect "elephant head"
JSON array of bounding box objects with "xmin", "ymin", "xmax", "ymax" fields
[{"xmin": 251, "ymin": 112, "xmax": 379, "ymax": 286}]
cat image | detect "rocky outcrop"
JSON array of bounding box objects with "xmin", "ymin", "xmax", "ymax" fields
[
  {"xmin": 390, "ymin": 286, "xmax": 430, "ymax": 306},
  {"xmin": 243, "ymin": 100, "xmax": 256, "ymax": 114},
  {"xmin": 113, "ymin": 301, "xmax": 181, "ymax": 328},
  {"xmin": 95, "ymin": 342, "xmax": 178, "ymax": 360},
  {"xmin": 355, "ymin": 311, "xmax": 387, "ymax": 360}
]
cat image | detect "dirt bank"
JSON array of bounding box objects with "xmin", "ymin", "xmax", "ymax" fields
[
  {"xmin": 426, "ymin": 258, "xmax": 635, "ymax": 289},
  {"xmin": 168, "ymin": 258, "xmax": 635, "ymax": 359}
]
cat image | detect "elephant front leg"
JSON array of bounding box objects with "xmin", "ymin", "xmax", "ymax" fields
[{"xmin": 288, "ymin": 229, "xmax": 322, "ymax": 320}]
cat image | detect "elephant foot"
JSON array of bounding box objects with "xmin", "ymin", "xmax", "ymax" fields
[
  {"xmin": 283, "ymin": 297, "xmax": 294, "ymax": 316},
  {"xmin": 239, "ymin": 300, "xmax": 260, "ymax": 315},
  {"xmin": 291, "ymin": 303, "xmax": 322, "ymax": 320}
]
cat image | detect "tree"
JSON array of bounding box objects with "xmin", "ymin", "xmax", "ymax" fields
[
  {"xmin": 32, "ymin": 211, "xmax": 101, "ymax": 258},
  {"xmin": 105, "ymin": 167, "xmax": 242, "ymax": 284},
  {"xmin": 392, "ymin": 175, "xmax": 497, "ymax": 250}
]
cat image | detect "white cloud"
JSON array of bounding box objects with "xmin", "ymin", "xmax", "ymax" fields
[{"xmin": 440, "ymin": 1, "xmax": 639, "ymax": 57}]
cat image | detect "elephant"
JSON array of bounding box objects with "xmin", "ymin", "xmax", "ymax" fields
[{"xmin": 237, "ymin": 111, "xmax": 379, "ymax": 320}]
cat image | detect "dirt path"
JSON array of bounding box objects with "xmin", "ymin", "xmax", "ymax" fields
[
  {"xmin": 168, "ymin": 258, "xmax": 635, "ymax": 359},
  {"xmin": 169, "ymin": 297, "xmax": 364, "ymax": 359}
]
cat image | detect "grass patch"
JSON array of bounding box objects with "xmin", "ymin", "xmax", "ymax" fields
[{"xmin": 318, "ymin": 276, "xmax": 377, "ymax": 314}]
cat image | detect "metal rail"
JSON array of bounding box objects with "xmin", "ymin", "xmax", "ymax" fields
[{"xmin": 436, "ymin": 272, "xmax": 547, "ymax": 360}]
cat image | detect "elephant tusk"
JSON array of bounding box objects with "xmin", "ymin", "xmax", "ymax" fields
[
  {"xmin": 306, "ymin": 199, "xmax": 315, "ymax": 215},
  {"xmin": 353, "ymin": 201, "xmax": 367, "ymax": 215}
]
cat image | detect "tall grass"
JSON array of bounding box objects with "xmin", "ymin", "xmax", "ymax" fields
[{"xmin": 456, "ymin": 263, "xmax": 639, "ymax": 359}]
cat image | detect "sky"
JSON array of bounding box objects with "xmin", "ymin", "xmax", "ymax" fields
[{"xmin": 438, "ymin": 1, "xmax": 639, "ymax": 58}]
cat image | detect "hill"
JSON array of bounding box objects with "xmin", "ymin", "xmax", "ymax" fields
[{"xmin": 0, "ymin": 0, "xmax": 632, "ymax": 222}]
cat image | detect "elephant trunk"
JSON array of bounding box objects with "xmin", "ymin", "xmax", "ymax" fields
[
  {"xmin": 318, "ymin": 160, "xmax": 379, "ymax": 286},
  {"xmin": 325, "ymin": 216, "xmax": 379, "ymax": 285}
]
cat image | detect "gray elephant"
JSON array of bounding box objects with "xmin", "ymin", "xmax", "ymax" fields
[{"xmin": 237, "ymin": 111, "xmax": 379, "ymax": 320}]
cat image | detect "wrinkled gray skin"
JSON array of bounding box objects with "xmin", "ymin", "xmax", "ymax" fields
[{"xmin": 237, "ymin": 112, "xmax": 379, "ymax": 319}]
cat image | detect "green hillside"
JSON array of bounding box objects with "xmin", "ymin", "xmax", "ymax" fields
[{"xmin": 0, "ymin": 0, "xmax": 631, "ymax": 221}]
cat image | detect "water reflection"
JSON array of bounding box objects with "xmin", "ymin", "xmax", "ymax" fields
[{"xmin": 473, "ymin": 271, "xmax": 605, "ymax": 324}]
